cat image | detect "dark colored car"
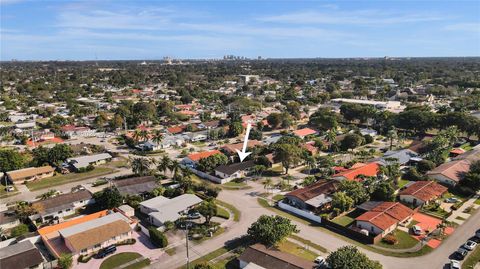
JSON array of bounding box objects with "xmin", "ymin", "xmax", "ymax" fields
[
  {"xmin": 96, "ymin": 245, "xmax": 117, "ymax": 258},
  {"xmin": 453, "ymin": 248, "xmax": 468, "ymax": 260}
]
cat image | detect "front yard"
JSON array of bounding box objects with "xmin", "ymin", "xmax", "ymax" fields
[
  {"xmin": 99, "ymin": 252, "xmax": 149, "ymax": 269},
  {"xmin": 375, "ymin": 229, "xmax": 419, "ymax": 250},
  {"xmin": 26, "ymin": 167, "xmax": 116, "ymax": 191}
]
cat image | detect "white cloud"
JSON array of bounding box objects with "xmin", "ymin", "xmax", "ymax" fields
[{"xmin": 444, "ymin": 23, "xmax": 480, "ymax": 32}]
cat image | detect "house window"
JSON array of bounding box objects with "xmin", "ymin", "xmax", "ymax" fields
[
  {"xmin": 81, "ymin": 249, "xmax": 87, "ymax": 253},
  {"xmin": 94, "ymin": 244, "xmax": 101, "ymax": 248}
]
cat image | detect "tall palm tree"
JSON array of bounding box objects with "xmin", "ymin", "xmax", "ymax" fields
[
  {"xmin": 139, "ymin": 130, "xmax": 149, "ymax": 142},
  {"xmin": 386, "ymin": 128, "xmax": 398, "ymax": 151},
  {"xmin": 132, "ymin": 129, "xmax": 142, "ymax": 143},
  {"xmin": 129, "ymin": 157, "xmax": 152, "ymax": 176},
  {"xmin": 325, "ymin": 129, "xmax": 336, "ymax": 152},
  {"xmin": 169, "ymin": 160, "xmax": 180, "ymax": 178},
  {"xmin": 158, "ymin": 155, "xmax": 171, "ymax": 175},
  {"xmin": 304, "ymin": 155, "xmax": 316, "ymax": 174},
  {"xmin": 152, "ymin": 130, "xmax": 163, "ymax": 145},
  {"xmin": 263, "ymin": 178, "xmax": 272, "ymax": 193}
]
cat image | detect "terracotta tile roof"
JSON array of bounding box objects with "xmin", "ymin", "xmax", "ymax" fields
[
  {"xmin": 332, "ymin": 162, "xmax": 379, "ymax": 181},
  {"xmin": 6, "ymin": 166, "xmax": 55, "ymax": 181},
  {"xmin": 179, "ymin": 110, "xmax": 198, "ymax": 116},
  {"xmin": 356, "ymin": 202, "xmax": 413, "ymax": 231},
  {"xmin": 293, "ymin": 128, "xmax": 317, "ymax": 137},
  {"xmin": 301, "ymin": 143, "xmax": 318, "ymax": 155},
  {"xmin": 286, "ymin": 180, "xmax": 338, "ymax": 202},
  {"xmin": 167, "ymin": 125, "xmax": 185, "ymax": 134},
  {"xmin": 63, "ymin": 220, "xmax": 131, "ymax": 252},
  {"xmin": 187, "ymin": 150, "xmax": 221, "ymax": 162},
  {"xmin": 221, "ymin": 140, "xmax": 263, "ymax": 154},
  {"xmin": 426, "ymin": 160, "xmax": 470, "ymax": 183},
  {"xmin": 239, "ymin": 243, "xmax": 315, "ymax": 269},
  {"xmin": 399, "ymin": 181, "xmax": 448, "ymax": 202}
]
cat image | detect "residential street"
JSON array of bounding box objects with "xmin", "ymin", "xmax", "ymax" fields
[{"xmin": 148, "ymin": 181, "xmax": 480, "ymax": 269}]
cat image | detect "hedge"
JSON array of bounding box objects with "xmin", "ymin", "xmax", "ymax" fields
[{"xmin": 148, "ymin": 227, "xmax": 168, "ymax": 248}]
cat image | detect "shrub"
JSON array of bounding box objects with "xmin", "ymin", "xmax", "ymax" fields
[
  {"xmin": 115, "ymin": 238, "xmax": 136, "ymax": 246},
  {"xmin": 77, "ymin": 254, "xmax": 93, "ymax": 263},
  {"xmin": 149, "ymin": 227, "xmax": 168, "ymax": 248},
  {"xmin": 382, "ymin": 234, "xmax": 398, "ymax": 245}
]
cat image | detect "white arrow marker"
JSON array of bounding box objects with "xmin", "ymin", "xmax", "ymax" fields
[{"xmin": 235, "ymin": 122, "xmax": 252, "ymax": 162}]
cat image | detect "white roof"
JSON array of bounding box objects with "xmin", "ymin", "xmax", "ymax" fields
[
  {"xmin": 144, "ymin": 194, "xmax": 202, "ymax": 224},
  {"xmin": 139, "ymin": 196, "xmax": 170, "ymax": 209},
  {"xmin": 68, "ymin": 153, "xmax": 112, "ymax": 169},
  {"xmin": 59, "ymin": 212, "xmax": 129, "ymax": 238}
]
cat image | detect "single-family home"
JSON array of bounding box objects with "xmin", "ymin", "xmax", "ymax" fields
[
  {"xmin": 426, "ymin": 160, "xmax": 470, "ymax": 186},
  {"xmin": 360, "ymin": 128, "xmax": 378, "ymax": 137},
  {"xmin": 114, "ymin": 176, "xmax": 158, "ymax": 196},
  {"xmin": 39, "ymin": 210, "xmax": 135, "ymax": 259},
  {"xmin": 6, "ymin": 166, "xmax": 55, "ymax": 184},
  {"xmin": 0, "ymin": 241, "xmax": 44, "ymax": 269},
  {"xmin": 375, "ymin": 149, "xmax": 421, "ymax": 166},
  {"xmin": 214, "ymin": 160, "xmax": 255, "ymax": 180},
  {"xmin": 332, "ymin": 162, "xmax": 380, "ymax": 181},
  {"xmin": 61, "ymin": 125, "xmax": 96, "ymax": 139},
  {"xmin": 355, "ymin": 201, "xmax": 413, "ymax": 237},
  {"xmin": 399, "ymin": 181, "xmax": 448, "ymax": 207},
  {"xmin": 221, "ymin": 140, "xmax": 263, "ymax": 155},
  {"xmin": 292, "ymin": 128, "xmax": 317, "ymax": 139},
  {"xmin": 140, "ymin": 194, "xmax": 202, "ymax": 227},
  {"xmin": 238, "ymin": 243, "xmax": 316, "ymax": 269},
  {"xmin": 182, "ymin": 150, "xmax": 222, "ymax": 168},
  {"xmin": 30, "ymin": 190, "xmax": 94, "ymax": 223},
  {"xmin": 285, "ymin": 180, "xmax": 338, "ymax": 212},
  {"xmin": 66, "ymin": 153, "xmax": 112, "ymax": 171}
]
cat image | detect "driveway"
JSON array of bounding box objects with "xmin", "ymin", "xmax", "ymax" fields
[{"xmin": 74, "ymin": 231, "xmax": 162, "ymax": 269}]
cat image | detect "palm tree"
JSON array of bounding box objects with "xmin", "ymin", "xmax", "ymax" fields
[
  {"xmin": 129, "ymin": 157, "xmax": 152, "ymax": 176},
  {"xmin": 152, "ymin": 129, "xmax": 163, "ymax": 145},
  {"xmin": 386, "ymin": 128, "xmax": 398, "ymax": 151},
  {"xmin": 325, "ymin": 129, "xmax": 336, "ymax": 152},
  {"xmin": 304, "ymin": 155, "xmax": 316, "ymax": 174},
  {"xmin": 139, "ymin": 130, "xmax": 149, "ymax": 142},
  {"xmin": 169, "ymin": 160, "xmax": 180, "ymax": 178},
  {"xmin": 132, "ymin": 129, "xmax": 142, "ymax": 143},
  {"xmin": 263, "ymin": 178, "xmax": 272, "ymax": 193},
  {"xmin": 158, "ymin": 155, "xmax": 171, "ymax": 175}
]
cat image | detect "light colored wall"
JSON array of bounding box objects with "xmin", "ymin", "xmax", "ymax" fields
[{"xmin": 428, "ymin": 174, "xmax": 457, "ymax": 186}]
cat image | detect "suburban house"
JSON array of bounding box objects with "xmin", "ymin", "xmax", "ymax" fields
[
  {"xmin": 399, "ymin": 181, "xmax": 448, "ymax": 207},
  {"xmin": 355, "ymin": 201, "xmax": 414, "ymax": 237},
  {"xmin": 426, "ymin": 160, "xmax": 470, "ymax": 186},
  {"xmin": 138, "ymin": 140, "xmax": 163, "ymax": 151},
  {"xmin": 332, "ymin": 162, "xmax": 380, "ymax": 181},
  {"xmin": 5, "ymin": 166, "xmax": 55, "ymax": 184},
  {"xmin": 284, "ymin": 180, "xmax": 338, "ymax": 212},
  {"xmin": 66, "ymin": 153, "xmax": 112, "ymax": 171},
  {"xmin": 292, "ymin": 128, "xmax": 317, "ymax": 139},
  {"xmin": 39, "ymin": 210, "xmax": 135, "ymax": 259},
  {"xmin": 360, "ymin": 128, "xmax": 378, "ymax": 137},
  {"xmin": 30, "ymin": 190, "xmax": 94, "ymax": 223},
  {"xmin": 238, "ymin": 243, "xmax": 316, "ymax": 269},
  {"xmin": 0, "ymin": 240, "xmax": 44, "ymax": 269},
  {"xmin": 182, "ymin": 150, "xmax": 222, "ymax": 168},
  {"xmin": 214, "ymin": 160, "xmax": 255, "ymax": 180},
  {"xmin": 140, "ymin": 194, "xmax": 202, "ymax": 228},
  {"xmin": 375, "ymin": 149, "xmax": 421, "ymax": 166},
  {"xmin": 221, "ymin": 140, "xmax": 263, "ymax": 155},
  {"xmin": 60, "ymin": 125, "xmax": 96, "ymax": 139},
  {"xmin": 0, "ymin": 210, "xmax": 20, "ymax": 231},
  {"xmin": 114, "ymin": 176, "xmax": 158, "ymax": 196}
]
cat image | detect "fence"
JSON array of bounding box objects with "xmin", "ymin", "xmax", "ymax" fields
[
  {"xmin": 186, "ymin": 167, "xmax": 230, "ymax": 184},
  {"xmin": 278, "ymin": 201, "xmax": 322, "ymax": 223}
]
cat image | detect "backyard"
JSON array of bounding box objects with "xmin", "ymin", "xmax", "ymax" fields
[
  {"xmin": 26, "ymin": 167, "xmax": 115, "ymax": 191},
  {"xmin": 332, "ymin": 209, "xmax": 364, "ymax": 227}
]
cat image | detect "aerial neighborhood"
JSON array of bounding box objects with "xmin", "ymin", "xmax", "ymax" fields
[{"xmin": 0, "ymin": 58, "xmax": 479, "ymax": 269}]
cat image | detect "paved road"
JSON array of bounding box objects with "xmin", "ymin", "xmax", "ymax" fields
[{"xmin": 148, "ymin": 182, "xmax": 480, "ymax": 269}]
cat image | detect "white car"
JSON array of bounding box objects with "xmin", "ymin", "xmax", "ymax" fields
[
  {"xmin": 411, "ymin": 225, "xmax": 422, "ymax": 235},
  {"xmin": 314, "ymin": 256, "xmax": 328, "ymax": 268},
  {"xmin": 463, "ymin": 240, "xmax": 478, "ymax": 250},
  {"xmin": 450, "ymin": 260, "xmax": 460, "ymax": 269}
]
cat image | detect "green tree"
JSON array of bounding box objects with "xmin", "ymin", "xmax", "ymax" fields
[
  {"xmin": 194, "ymin": 263, "xmax": 213, "ymax": 269},
  {"xmin": 273, "ymin": 143, "xmax": 303, "ymax": 174},
  {"xmin": 308, "ymin": 108, "xmax": 339, "ymax": 131},
  {"xmin": 149, "ymin": 227, "xmax": 168, "ymax": 248},
  {"xmin": 48, "ymin": 144, "xmax": 73, "ymax": 166},
  {"xmin": 267, "ymin": 113, "xmax": 283, "ymax": 129},
  {"xmin": 158, "ymin": 155, "xmax": 171, "ymax": 174},
  {"xmin": 338, "ymin": 180, "xmax": 370, "ymax": 205},
  {"xmin": 58, "ymin": 253, "xmax": 73, "ymax": 269},
  {"xmin": 247, "ymin": 215, "xmax": 299, "ymax": 246},
  {"xmin": 197, "ymin": 199, "xmax": 218, "ymax": 224},
  {"xmin": 326, "ymin": 246, "xmax": 382, "ymax": 269},
  {"xmin": 11, "ymin": 224, "xmax": 29, "ymax": 237},
  {"xmin": 340, "ymin": 133, "xmax": 365, "ymax": 151},
  {"xmin": 94, "ymin": 187, "xmax": 123, "ymax": 209},
  {"xmin": 228, "ymin": 121, "xmax": 243, "ymax": 137},
  {"xmin": 197, "ymin": 153, "xmax": 229, "ymax": 173},
  {"xmin": 370, "ymin": 181, "xmax": 395, "ymax": 201},
  {"xmin": 0, "ymin": 149, "xmax": 26, "ymax": 173},
  {"xmin": 130, "ymin": 157, "xmax": 153, "ymax": 176},
  {"xmin": 462, "ymin": 160, "xmax": 480, "ymax": 191},
  {"xmin": 331, "ymin": 192, "xmax": 354, "ymax": 213}
]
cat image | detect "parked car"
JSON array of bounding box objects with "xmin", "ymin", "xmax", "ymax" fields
[
  {"xmin": 453, "ymin": 248, "xmax": 468, "ymax": 260},
  {"xmin": 187, "ymin": 212, "xmax": 201, "ymax": 219},
  {"xmin": 463, "ymin": 240, "xmax": 478, "ymax": 250},
  {"xmin": 450, "ymin": 260, "xmax": 461, "ymax": 269},
  {"xmin": 95, "ymin": 245, "xmax": 117, "ymax": 258},
  {"xmin": 445, "ymin": 197, "xmax": 459, "ymax": 203},
  {"xmin": 475, "ymin": 229, "xmax": 480, "ymax": 239},
  {"xmin": 411, "ymin": 225, "xmax": 422, "ymax": 235},
  {"xmin": 314, "ymin": 256, "xmax": 329, "ymax": 268},
  {"xmin": 5, "ymin": 186, "xmax": 14, "ymax": 192}
]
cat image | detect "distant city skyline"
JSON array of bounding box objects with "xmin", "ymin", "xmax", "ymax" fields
[{"xmin": 1, "ymin": 0, "xmax": 479, "ymax": 60}]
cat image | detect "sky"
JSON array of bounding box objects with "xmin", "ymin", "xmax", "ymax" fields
[{"xmin": 1, "ymin": 0, "xmax": 479, "ymax": 60}]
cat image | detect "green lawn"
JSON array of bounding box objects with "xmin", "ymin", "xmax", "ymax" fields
[
  {"xmin": 215, "ymin": 200, "xmax": 240, "ymax": 222},
  {"xmin": 277, "ymin": 240, "xmax": 318, "ymax": 261},
  {"xmin": 398, "ymin": 178, "xmax": 411, "ymax": 189},
  {"xmin": 462, "ymin": 244, "xmax": 480, "ymax": 269},
  {"xmin": 460, "ymin": 142, "xmax": 473, "ymax": 151},
  {"xmin": 26, "ymin": 167, "xmax": 115, "ymax": 191},
  {"xmin": 124, "ymin": 259, "xmax": 150, "ymax": 269},
  {"xmin": 273, "ymin": 194, "xmax": 285, "ymax": 201},
  {"xmin": 376, "ymin": 230, "xmax": 419, "ymax": 250},
  {"xmin": 216, "ymin": 206, "xmax": 230, "ymax": 219},
  {"xmin": 289, "ymin": 234, "xmax": 327, "ymax": 253},
  {"xmin": 332, "ymin": 215, "xmax": 355, "ymax": 227},
  {"xmin": 475, "ymin": 199, "xmax": 480, "ymax": 205},
  {"xmin": 222, "ymin": 181, "xmax": 251, "ymax": 190},
  {"xmin": 100, "ymin": 252, "xmax": 143, "ymax": 269}
]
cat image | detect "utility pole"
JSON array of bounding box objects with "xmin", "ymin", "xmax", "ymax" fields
[{"xmin": 185, "ymin": 221, "xmax": 191, "ymax": 269}]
